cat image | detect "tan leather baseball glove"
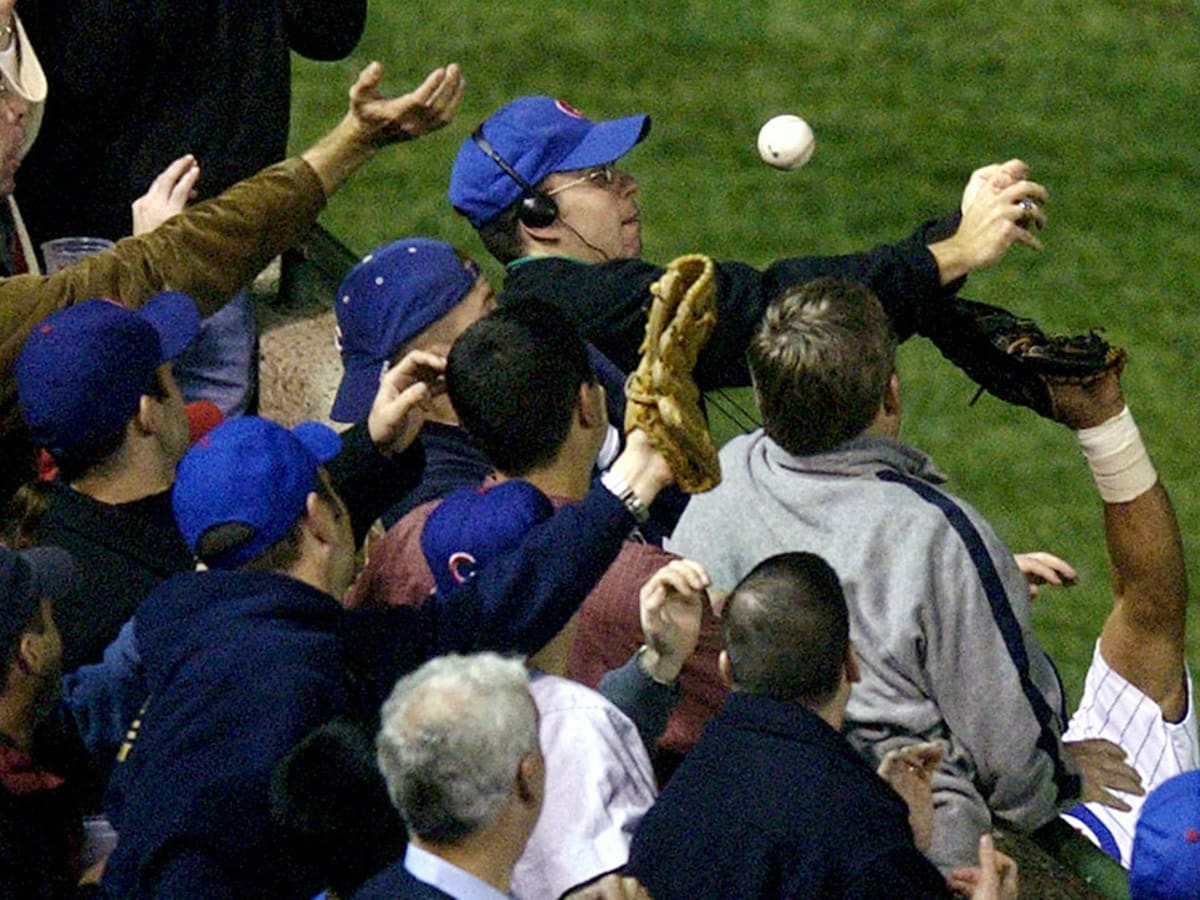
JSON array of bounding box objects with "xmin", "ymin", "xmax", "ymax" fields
[{"xmin": 624, "ymin": 253, "xmax": 721, "ymax": 493}]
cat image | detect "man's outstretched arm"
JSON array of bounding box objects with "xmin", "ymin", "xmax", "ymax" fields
[
  {"xmin": 1051, "ymin": 370, "xmax": 1188, "ymax": 722},
  {"xmin": 0, "ymin": 61, "xmax": 464, "ymax": 433}
]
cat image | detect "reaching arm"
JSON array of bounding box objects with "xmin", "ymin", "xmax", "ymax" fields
[
  {"xmin": 0, "ymin": 60, "xmax": 464, "ymax": 433},
  {"xmin": 326, "ymin": 350, "xmax": 447, "ymax": 546},
  {"xmin": 1049, "ymin": 371, "xmax": 1188, "ymax": 722},
  {"xmin": 1098, "ymin": 483, "xmax": 1188, "ymax": 720},
  {"xmin": 597, "ymin": 558, "xmax": 710, "ymax": 751}
]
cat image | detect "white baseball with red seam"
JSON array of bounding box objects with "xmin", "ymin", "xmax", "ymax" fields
[{"xmin": 757, "ymin": 115, "xmax": 815, "ymax": 170}]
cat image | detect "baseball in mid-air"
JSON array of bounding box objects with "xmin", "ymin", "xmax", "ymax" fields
[{"xmin": 757, "ymin": 114, "xmax": 815, "ymax": 170}]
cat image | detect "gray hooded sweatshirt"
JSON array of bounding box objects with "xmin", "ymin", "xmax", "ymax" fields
[{"xmin": 668, "ymin": 430, "xmax": 1080, "ymax": 869}]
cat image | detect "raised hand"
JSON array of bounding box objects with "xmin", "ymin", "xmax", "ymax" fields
[
  {"xmin": 366, "ymin": 349, "xmax": 446, "ymax": 457},
  {"xmin": 931, "ymin": 158, "xmax": 1049, "ymax": 283},
  {"xmin": 637, "ymin": 558, "xmax": 711, "ymax": 684},
  {"xmin": 348, "ymin": 61, "xmax": 466, "ymax": 147},
  {"xmin": 301, "ymin": 62, "xmax": 466, "ymax": 197},
  {"xmin": 131, "ymin": 155, "xmax": 201, "ymax": 235}
]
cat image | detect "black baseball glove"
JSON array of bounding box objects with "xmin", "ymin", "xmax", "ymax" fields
[{"xmin": 922, "ymin": 298, "xmax": 1126, "ymax": 419}]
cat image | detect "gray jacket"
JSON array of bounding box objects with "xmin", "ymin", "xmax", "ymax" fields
[{"xmin": 668, "ymin": 430, "xmax": 1080, "ymax": 869}]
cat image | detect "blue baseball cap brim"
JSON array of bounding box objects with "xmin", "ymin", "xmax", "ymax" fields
[
  {"xmin": 449, "ymin": 96, "xmax": 651, "ymax": 228},
  {"xmin": 173, "ymin": 417, "xmax": 343, "ymax": 569},
  {"xmin": 141, "ymin": 291, "xmax": 203, "ymax": 360},
  {"xmin": 331, "ymin": 239, "xmax": 478, "ymax": 424},
  {"xmin": 16, "ymin": 291, "xmax": 201, "ymax": 459},
  {"xmin": 330, "ymin": 359, "xmax": 387, "ymax": 426}
]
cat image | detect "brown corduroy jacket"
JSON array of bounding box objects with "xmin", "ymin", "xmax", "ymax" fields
[{"xmin": 0, "ymin": 156, "xmax": 326, "ymax": 435}]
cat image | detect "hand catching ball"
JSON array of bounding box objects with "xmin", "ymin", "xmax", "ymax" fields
[{"xmin": 757, "ymin": 114, "xmax": 815, "ymax": 170}]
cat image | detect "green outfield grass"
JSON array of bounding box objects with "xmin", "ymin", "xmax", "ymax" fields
[{"xmin": 290, "ymin": 1, "xmax": 1200, "ymax": 704}]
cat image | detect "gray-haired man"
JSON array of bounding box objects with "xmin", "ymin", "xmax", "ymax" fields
[{"xmin": 358, "ymin": 652, "xmax": 545, "ymax": 900}]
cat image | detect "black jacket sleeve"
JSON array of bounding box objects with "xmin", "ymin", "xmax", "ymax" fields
[
  {"xmin": 325, "ymin": 424, "xmax": 426, "ymax": 549},
  {"xmin": 501, "ymin": 214, "xmax": 961, "ymax": 390}
]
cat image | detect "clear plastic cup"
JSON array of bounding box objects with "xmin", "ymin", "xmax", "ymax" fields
[{"xmin": 40, "ymin": 236, "xmax": 117, "ymax": 274}]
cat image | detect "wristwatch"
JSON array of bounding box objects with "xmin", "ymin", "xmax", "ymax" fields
[{"xmin": 600, "ymin": 468, "xmax": 649, "ymax": 523}]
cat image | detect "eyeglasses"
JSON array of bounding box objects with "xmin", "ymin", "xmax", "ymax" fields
[{"xmin": 545, "ymin": 164, "xmax": 618, "ymax": 197}]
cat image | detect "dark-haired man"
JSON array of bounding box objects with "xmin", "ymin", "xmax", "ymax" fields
[
  {"xmin": 352, "ymin": 301, "xmax": 726, "ymax": 763},
  {"xmin": 627, "ymin": 552, "xmax": 1017, "ymax": 899},
  {"xmin": 668, "ymin": 277, "xmax": 1141, "ymax": 869}
]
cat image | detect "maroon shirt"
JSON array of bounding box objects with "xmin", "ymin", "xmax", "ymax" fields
[{"xmin": 349, "ymin": 488, "xmax": 726, "ymax": 756}]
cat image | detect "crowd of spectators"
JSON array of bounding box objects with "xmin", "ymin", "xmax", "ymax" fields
[{"xmin": 0, "ymin": 3, "xmax": 1194, "ymax": 898}]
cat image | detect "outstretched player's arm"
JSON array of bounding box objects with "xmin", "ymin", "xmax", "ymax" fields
[
  {"xmin": 1052, "ymin": 370, "xmax": 1188, "ymax": 722},
  {"xmin": 1100, "ymin": 481, "xmax": 1188, "ymax": 720}
]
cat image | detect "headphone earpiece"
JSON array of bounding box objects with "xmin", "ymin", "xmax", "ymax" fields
[
  {"xmin": 516, "ymin": 193, "xmax": 558, "ymax": 229},
  {"xmin": 472, "ymin": 127, "xmax": 558, "ymax": 228}
]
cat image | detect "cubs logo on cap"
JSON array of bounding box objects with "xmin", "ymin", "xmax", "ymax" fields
[
  {"xmin": 449, "ymin": 95, "xmax": 651, "ymax": 228},
  {"xmin": 420, "ymin": 481, "xmax": 555, "ymax": 598}
]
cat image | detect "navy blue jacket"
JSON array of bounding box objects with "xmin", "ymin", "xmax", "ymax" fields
[
  {"xmin": 102, "ymin": 572, "xmax": 357, "ymax": 898},
  {"xmin": 380, "ymin": 422, "xmax": 491, "ymax": 530},
  {"xmin": 627, "ymin": 692, "xmax": 952, "ymax": 899},
  {"xmin": 102, "ymin": 485, "xmax": 639, "ymax": 897}
]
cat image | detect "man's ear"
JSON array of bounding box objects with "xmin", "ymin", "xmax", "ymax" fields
[
  {"xmin": 302, "ymin": 490, "xmax": 335, "ymax": 546},
  {"xmin": 17, "ymin": 630, "xmax": 46, "ymax": 677},
  {"xmin": 517, "ymin": 216, "xmax": 562, "ymax": 247},
  {"xmin": 516, "ymin": 752, "xmax": 543, "ymax": 806},
  {"xmin": 883, "ymin": 372, "xmax": 901, "ymax": 418},
  {"xmin": 718, "ymin": 650, "xmax": 735, "ymax": 689},
  {"xmin": 576, "ymin": 382, "xmax": 605, "ymax": 430},
  {"xmin": 845, "ymin": 642, "xmax": 862, "ymax": 685},
  {"xmin": 134, "ymin": 393, "xmax": 160, "ymax": 436}
]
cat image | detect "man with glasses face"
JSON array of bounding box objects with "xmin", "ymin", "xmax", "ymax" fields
[{"xmin": 449, "ymin": 96, "xmax": 1050, "ymax": 397}]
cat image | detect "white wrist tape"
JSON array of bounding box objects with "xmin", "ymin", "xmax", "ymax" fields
[{"xmin": 1075, "ymin": 406, "xmax": 1157, "ymax": 503}]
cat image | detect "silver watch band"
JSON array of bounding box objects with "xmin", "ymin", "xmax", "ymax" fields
[{"xmin": 600, "ymin": 468, "xmax": 649, "ymax": 523}]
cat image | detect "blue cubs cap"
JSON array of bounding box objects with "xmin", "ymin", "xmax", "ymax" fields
[
  {"xmin": 172, "ymin": 417, "xmax": 343, "ymax": 569},
  {"xmin": 0, "ymin": 545, "xmax": 78, "ymax": 650},
  {"xmin": 16, "ymin": 292, "xmax": 201, "ymax": 459},
  {"xmin": 331, "ymin": 238, "xmax": 479, "ymax": 424},
  {"xmin": 1130, "ymin": 770, "xmax": 1200, "ymax": 899},
  {"xmin": 420, "ymin": 480, "xmax": 554, "ymax": 597},
  {"xmin": 449, "ymin": 96, "xmax": 651, "ymax": 228}
]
